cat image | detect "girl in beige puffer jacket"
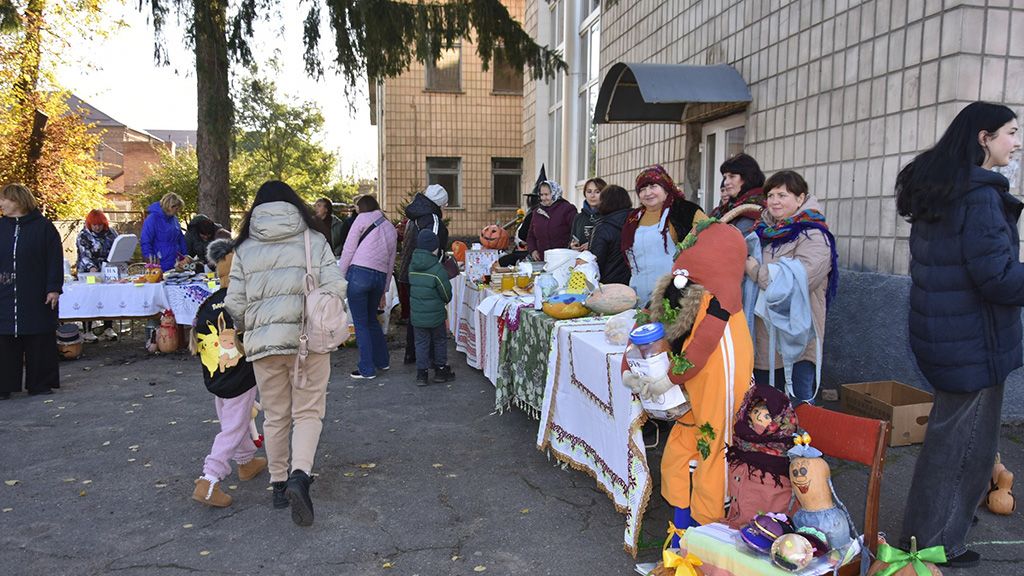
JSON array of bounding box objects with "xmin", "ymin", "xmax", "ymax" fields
[{"xmin": 225, "ymin": 181, "xmax": 346, "ymax": 527}]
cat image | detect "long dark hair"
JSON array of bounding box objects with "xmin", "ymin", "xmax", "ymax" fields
[
  {"xmin": 896, "ymin": 101, "xmax": 1016, "ymax": 222},
  {"xmin": 235, "ymin": 181, "xmax": 328, "ymax": 246},
  {"xmin": 314, "ymin": 197, "xmax": 334, "ymax": 222}
]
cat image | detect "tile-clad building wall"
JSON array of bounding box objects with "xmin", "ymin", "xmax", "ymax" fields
[
  {"xmin": 379, "ymin": 0, "xmax": 525, "ymax": 239},
  {"xmin": 598, "ymin": 0, "xmax": 1024, "ymax": 275}
]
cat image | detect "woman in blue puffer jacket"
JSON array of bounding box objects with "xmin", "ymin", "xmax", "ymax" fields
[
  {"xmin": 141, "ymin": 193, "xmax": 187, "ymax": 271},
  {"xmin": 897, "ymin": 101, "xmax": 1023, "ymax": 570}
]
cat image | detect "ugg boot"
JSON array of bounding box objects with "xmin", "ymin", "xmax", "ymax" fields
[
  {"xmin": 192, "ymin": 477, "xmax": 232, "ymax": 507},
  {"xmin": 416, "ymin": 369, "xmax": 430, "ymax": 386},
  {"xmin": 433, "ymin": 365, "xmax": 455, "ymax": 383},
  {"xmin": 238, "ymin": 456, "xmax": 267, "ymax": 481},
  {"xmin": 285, "ymin": 469, "xmax": 315, "ymax": 526}
]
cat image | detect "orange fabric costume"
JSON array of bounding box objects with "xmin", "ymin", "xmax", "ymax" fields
[{"xmin": 622, "ymin": 221, "xmax": 754, "ymax": 525}]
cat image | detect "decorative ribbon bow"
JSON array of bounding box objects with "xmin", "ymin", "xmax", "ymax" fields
[
  {"xmin": 874, "ymin": 541, "xmax": 947, "ymax": 576},
  {"xmin": 660, "ymin": 522, "xmax": 703, "ymax": 576}
]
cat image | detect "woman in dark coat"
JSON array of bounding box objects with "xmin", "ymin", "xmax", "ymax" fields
[
  {"xmin": 588, "ymin": 185, "xmax": 632, "ymax": 285},
  {"xmin": 570, "ymin": 177, "xmax": 606, "ymax": 250},
  {"xmin": 711, "ymin": 153, "xmax": 766, "ymax": 235},
  {"xmin": 897, "ymin": 101, "xmax": 1023, "ymax": 569},
  {"xmin": 0, "ymin": 183, "xmax": 63, "ymax": 399},
  {"xmin": 527, "ymin": 180, "xmax": 578, "ymax": 261}
]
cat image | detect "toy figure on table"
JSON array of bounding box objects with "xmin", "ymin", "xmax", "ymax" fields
[
  {"xmin": 788, "ymin": 432, "xmax": 857, "ymax": 550},
  {"xmin": 620, "ymin": 220, "xmax": 754, "ymax": 545}
]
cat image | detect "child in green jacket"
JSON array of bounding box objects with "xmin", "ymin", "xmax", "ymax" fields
[{"xmin": 408, "ymin": 229, "xmax": 454, "ymax": 386}]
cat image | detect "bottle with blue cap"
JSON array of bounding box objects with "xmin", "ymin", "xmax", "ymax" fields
[{"xmin": 624, "ymin": 321, "xmax": 690, "ymax": 420}]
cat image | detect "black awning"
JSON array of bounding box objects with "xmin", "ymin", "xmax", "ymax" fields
[{"xmin": 593, "ymin": 63, "xmax": 752, "ymax": 124}]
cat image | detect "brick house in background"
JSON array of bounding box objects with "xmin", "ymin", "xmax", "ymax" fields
[{"xmin": 372, "ymin": 0, "xmax": 527, "ymax": 239}]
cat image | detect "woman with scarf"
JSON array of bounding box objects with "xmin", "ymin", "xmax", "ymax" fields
[
  {"xmin": 711, "ymin": 153, "xmax": 767, "ymax": 235},
  {"xmin": 76, "ymin": 209, "xmax": 119, "ymax": 342},
  {"xmin": 569, "ymin": 177, "xmax": 605, "ymax": 251},
  {"xmin": 744, "ymin": 170, "xmax": 838, "ymax": 405},
  {"xmin": 621, "ymin": 165, "xmax": 705, "ymax": 307},
  {"xmin": 527, "ymin": 180, "xmax": 578, "ymax": 261}
]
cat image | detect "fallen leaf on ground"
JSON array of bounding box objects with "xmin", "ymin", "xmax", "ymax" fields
[
  {"xmin": 451, "ymin": 555, "xmax": 460, "ymax": 561},
  {"xmin": 62, "ymin": 478, "xmax": 75, "ymax": 483},
  {"xmin": 183, "ymin": 524, "xmax": 193, "ymax": 529},
  {"xmin": 154, "ymin": 482, "xmax": 167, "ymax": 488},
  {"xmin": 166, "ymin": 389, "xmax": 176, "ymax": 393},
  {"xmin": 432, "ymin": 463, "xmax": 443, "ymax": 468},
  {"xmin": 357, "ymin": 463, "xmax": 376, "ymax": 469},
  {"xmin": 4, "ymin": 480, "xmax": 18, "ymax": 486},
  {"xmin": 81, "ymin": 480, "xmax": 92, "ymax": 485},
  {"xmin": 128, "ymin": 445, "xmax": 139, "ymax": 451},
  {"xmin": 2, "ymin": 508, "xmax": 11, "ymax": 512},
  {"xmin": 79, "ymin": 490, "xmax": 86, "ymax": 497},
  {"xmin": 446, "ymin": 474, "xmax": 458, "ymax": 478},
  {"xmin": 124, "ymin": 410, "xmax": 134, "ymax": 414},
  {"xmin": 343, "ymin": 472, "xmax": 355, "ymax": 477},
  {"xmin": 168, "ymin": 421, "xmax": 177, "ymax": 425},
  {"xmin": 43, "ymin": 399, "xmax": 53, "ymax": 404},
  {"xmin": 382, "ymin": 561, "xmax": 393, "ymax": 569},
  {"xmin": 143, "ymin": 394, "xmax": 153, "ymax": 398},
  {"xmin": 143, "ymin": 463, "xmax": 152, "ymax": 468},
  {"xmin": 473, "ymin": 566, "xmax": 487, "ymax": 572},
  {"xmin": 388, "ymin": 429, "xmax": 396, "ymax": 433},
  {"xmin": 127, "ymin": 458, "xmax": 136, "ymax": 463},
  {"xmin": 199, "ymin": 550, "xmax": 210, "ymax": 556},
  {"xmin": 102, "ymin": 441, "xmax": 110, "ymax": 446},
  {"xmin": 227, "ymin": 485, "xmax": 237, "ymax": 490},
  {"xmin": 520, "ymin": 508, "xmax": 530, "ymax": 514}
]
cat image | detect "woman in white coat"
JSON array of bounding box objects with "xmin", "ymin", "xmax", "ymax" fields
[{"xmin": 225, "ymin": 180, "xmax": 346, "ymax": 527}]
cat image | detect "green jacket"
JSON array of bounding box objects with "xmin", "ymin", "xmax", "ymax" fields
[{"xmin": 408, "ymin": 248, "xmax": 452, "ymax": 328}]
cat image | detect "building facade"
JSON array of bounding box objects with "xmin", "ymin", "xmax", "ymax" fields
[
  {"xmin": 526, "ymin": 0, "xmax": 1024, "ymax": 410},
  {"xmin": 374, "ymin": 0, "xmax": 528, "ymax": 238}
]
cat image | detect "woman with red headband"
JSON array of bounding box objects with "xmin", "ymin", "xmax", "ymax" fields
[
  {"xmin": 621, "ymin": 165, "xmax": 706, "ymax": 306},
  {"xmin": 76, "ymin": 209, "xmax": 119, "ymax": 341}
]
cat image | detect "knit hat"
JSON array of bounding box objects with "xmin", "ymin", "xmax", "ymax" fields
[
  {"xmin": 417, "ymin": 228, "xmax": 439, "ymax": 253},
  {"xmin": 635, "ymin": 165, "xmax": 684, "ymax": 200},
  {"xmin": 424, "ymin": 184, "xmax": 448, "ymax": 207},
  {"xmin": 542, "ymin": 180, "xmax": 563, "ymax": 202},
  {"xmin": 207, "ymin": 238, "xmax": 235, "ymax": 288}
]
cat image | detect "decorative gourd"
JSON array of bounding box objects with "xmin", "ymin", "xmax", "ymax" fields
[
  {"xmin": 991, "ymin": 453, "xmax": 1007, "ymax": 491},
  {"xmin": 452, "ymin": 240, "xmax": 468, "ymax": 263},
  {"xmin": 479, "ymin": 224, "xmax": 510, "ymax": 250},
  {"xmin": 789, "ymin": 433, "xmax": 852, "ymax": 550},
  {"xmin": 585, "ymin": 284, "xmax": 638, "ymax": 315},
  {"xmin": 145, "ymin": 264, "xmax": 163, "ymax": 283},
  {"xmin": 987, "ymin": 469, "xmax": 1016, "ymax": 515},
  {"xmin": 542, "ymin": 294, "xmax": 590, "ymax": 320},
  {"xmin": 789, "ymin": 455, "xmax": 833, "ymax": 511},
  {"xmin": 868, "ymin": 537, "xmax": 944, "ymax": 576},
  {"xmin": 156, "ymin": 310, "xmax": 178, "ymax": 353}
]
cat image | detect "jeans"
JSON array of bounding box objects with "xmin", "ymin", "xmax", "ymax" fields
[
  {"xmin": 346, "ymin": 265, "xmax": 390, "ymax": 377},
  {"xmin": 753, "ymin": 360, "xmax": 816, "ymax": 404},
  {"xmin": 901, "ymin": 383, "xmax": 1004, "ymax": 558},
  {"xmin": 413, "ymin": 325, "xmax": 447, "ymax": 371}
]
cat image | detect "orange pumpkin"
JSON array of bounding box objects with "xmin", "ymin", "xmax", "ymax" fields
[
  {"xmin": 145, "ymin": 264, "xmax": 163, "ymax": 283},
  {"xmin": 479, "ymin": 224, "xmax": 510, "ymax": 250},
  {"xmin": 452, "ymin": 240, "xmax": 468, "ymax": 263}
]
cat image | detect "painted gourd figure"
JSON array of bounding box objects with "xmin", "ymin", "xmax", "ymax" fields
[
  {"xmin": 788, "ymin": 432, "xmax": 855, "ymax": 550},
  {"xmin": 156, "ymin": 309, "xmax": 178, "ymax": 353}
]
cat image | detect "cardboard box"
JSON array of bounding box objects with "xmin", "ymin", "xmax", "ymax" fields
[{"xmin": 840, "ymin": 381, "xmax": 934, "ymax": 447}]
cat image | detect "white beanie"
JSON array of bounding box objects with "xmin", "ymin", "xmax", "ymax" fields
[{"xmin": 424, "ymin": 184, "xmax": 448, "ymax": 207}]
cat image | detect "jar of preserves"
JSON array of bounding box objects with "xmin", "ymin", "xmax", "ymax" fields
[{"xmin": 624, "ymin": 322, "xmax": 690, "ymax": 420}]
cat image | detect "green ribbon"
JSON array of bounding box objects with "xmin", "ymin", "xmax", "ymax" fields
[{"xmin": 875, "ymin": 542, "xmax": 947, "ymax": 576}]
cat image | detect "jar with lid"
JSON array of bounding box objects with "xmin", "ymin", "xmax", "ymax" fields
[{"xmin": 624, "ymin": 322, "xmax": 690, "ymax": 420}]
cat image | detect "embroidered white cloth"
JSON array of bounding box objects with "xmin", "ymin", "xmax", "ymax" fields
[
  {"xmin": 536, "ymin": 323, "xmax": 650, "ymax": 555},
  {"xmin": 60, "ymin": 281, "xmax": 218, "ymax": 325}
]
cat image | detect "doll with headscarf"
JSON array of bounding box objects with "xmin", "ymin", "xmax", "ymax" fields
[
  {"xmin": 725, "ymin": 385, "xmax": 799, "ymax": 528},
  {"xmin": 621, "ymin": 220, "xmax": 753, "ymax": 542},
  {"xmin": 526, "ymin": 180, "xmax": 578, "ymax": 261}
]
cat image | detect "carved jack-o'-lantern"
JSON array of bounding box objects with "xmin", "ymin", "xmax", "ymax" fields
[
  {"xmin": 156, "ymin": 310, "xmax": 178, "ymax": 353},
  {"xmin": 452, "ymin": 240, "xmax": 468, "ymax": 263},
  {"xmin": 479, "ymin": 224, "xmax": 510, "ymax": 250}
]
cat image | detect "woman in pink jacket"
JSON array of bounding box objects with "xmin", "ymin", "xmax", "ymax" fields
[{"xmin": 338, "ymin": 195, "xmax": 398, "ymax": 379}]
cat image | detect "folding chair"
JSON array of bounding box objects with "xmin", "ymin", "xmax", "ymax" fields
[{"xmin": 795, "ymin": 403, "xmax": 890, "ymax": 576}]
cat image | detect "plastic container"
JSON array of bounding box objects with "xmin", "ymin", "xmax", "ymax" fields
[{"xmin": 624, "ymin": 323, "xmax": 690, "ymax": 420}]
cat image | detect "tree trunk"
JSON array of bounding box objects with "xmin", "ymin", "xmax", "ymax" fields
[
  {"xmin": 18, "ymin": 0, "xmax": 44, "ymax": 187},
  {"xmin": 193, "ymin": 0, "xmax": 231, "ymax": 228}
]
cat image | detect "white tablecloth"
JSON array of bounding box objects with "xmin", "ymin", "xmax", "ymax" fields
[
  {"xmin": 536, "ymin": 323, "xmax": 649, "ymax": 555},
  {"xmin": 60, "ymin": 281, "xmax": 218, "ymax": 325}
]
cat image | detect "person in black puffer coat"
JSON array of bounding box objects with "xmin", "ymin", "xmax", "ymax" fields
[
  {"xmin": 398, "ymin": 185, "xmax": 449, "ymax": 364},
  {"xmin": 570, "ymin": 177, "xmax": 606, "ymax": 250},
  {"xmin": 0, "ymin": 184, "xmax": 63, "ymax": 399},
  {"xmin": 588, "ymin": 184, "xmax": 632, "ymax": 286},
  {"xmin": 897, "ymin": 101, "xmax": 1024, "ymax": 570}
]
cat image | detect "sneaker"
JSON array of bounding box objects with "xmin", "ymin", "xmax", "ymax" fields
[
  {"xmin": 350, "ymin": 370, "xmax": 376, "ymax": 380},
  {"xmin": 285, "ymin": 469, "xmax": 315, "ymax": 526},
  {"xmin": 82, "ymin": 331, "xmax": 98, "ymax": 343},
  {"xmin": 238, "ymin": 456, "xmax": 267, "ymax": 481},
  {"xmin": 101, "ymin": 327, "xmax": 118, "ymax": 341},
  {"xmin": 416, "ymin": 369, "xmax": 430, "ymax": 387},
  {"xmin": 939, "ymin": 550, "xmax": 981, "ymax": 569},
  {"xmin": 192, "ymin": 477, "xmax": 232, "ymax": 507},
  {"xmin": 272, "ymin": 481, "xmax": 288, "ymax": 509},
  {"xmin": 433, "ymin": 365, "xmax": 455, "ymax": 383}
]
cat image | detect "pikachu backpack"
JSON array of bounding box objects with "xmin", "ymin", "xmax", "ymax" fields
[{"xmin": 191, "ymin": 287, "xmax": 258, "ymax": 399}]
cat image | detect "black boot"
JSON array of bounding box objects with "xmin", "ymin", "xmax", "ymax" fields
[
  {"xmin": 285, "ymin": 469, "xmax": 315, "ymax": 526},
  {"xmin": 433, "ymin": 365, "xmax": 455, "ymax": 383},
  {"xmin": 271, "ymin": 481, "xmax": 288, "ymax": 509},
  {"xmin": 416, "ymin": 369, "xmax": 430, "ymax": 387}
]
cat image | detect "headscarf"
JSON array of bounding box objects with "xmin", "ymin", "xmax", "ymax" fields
[
  {"xmin": 620, "ymin": 165, "xmax": 685, "ymax": 256},
  {"xmin": 755, "ymin": 207, "xmax": 839, "ymax": 306},
  {"xmin": 542, "ymin": 180, "xmax": 563, "ymax": 202},
  {"xmin": 726, "ymin": 385, "xmax": 798, "ymax": 487}
]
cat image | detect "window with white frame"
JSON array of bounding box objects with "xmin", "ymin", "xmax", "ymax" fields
[
  {"xmin": 425, "ymin": 45, "xmax": 462, "ymax": 92},
  {"xmin": 426, "ymin": 157, "xmax": 461, "ymax": 207},
  {"xmin": 491, "ymin": 158, "xmax": 523, "ymax": 207},
  {"xmin": 547, "ymin": 0, "xmax": 565, "ymax": 183},
  {"xmin": 576, "ymin": 2, "xmax": 600, "ymax": 181}
]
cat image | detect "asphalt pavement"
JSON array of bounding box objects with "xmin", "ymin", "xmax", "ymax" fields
[{"xmin": 1, "ymin": 333, "xmax": 1022, "ymax": 575}]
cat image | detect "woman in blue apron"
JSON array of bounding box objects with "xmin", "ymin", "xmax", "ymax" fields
[{"xmin": 622, "ymin": 165, "xmax": 705, "ymax": 307}]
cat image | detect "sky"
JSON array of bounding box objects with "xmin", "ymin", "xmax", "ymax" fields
[{"xmin": 55, "ymin": 0, "xmax": 379, "ymax": 180}]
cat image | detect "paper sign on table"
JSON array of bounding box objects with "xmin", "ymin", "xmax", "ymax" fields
[
  {"xmin": 85, "ymin": 276, "xmax": 96, "ymax": 284},
  {"xmin": 207, "ymin": 281, "xmax": 217, "ymax": 290}
]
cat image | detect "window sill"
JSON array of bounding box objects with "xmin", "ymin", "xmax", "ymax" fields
[
  {"xmin": 423, "ymin": 89, "xmax": 465, "ymax": 94},
  {"xmin": 491, "ymin": 90, "xmax": 523, "ymax": 96}
]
